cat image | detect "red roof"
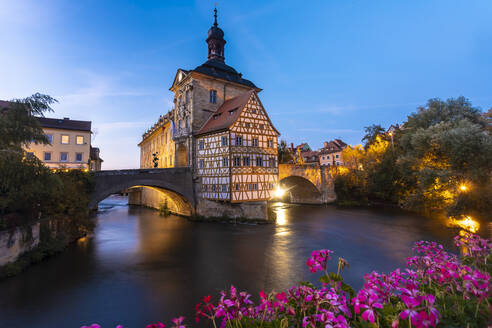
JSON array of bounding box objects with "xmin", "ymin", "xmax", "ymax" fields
[{"xmin": 197, "ymin": 90, "xmax": 254, "ymax": 135}]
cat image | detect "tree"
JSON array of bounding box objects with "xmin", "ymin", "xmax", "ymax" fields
[
  {"xmin": 483, "ymin": 108, "xmax": 492, "ymax": 133},
  {"xmin": 397, "ymin": 97, "xmax": 492, "ymax": 216},
  {"xmin": 278, "ymin": 140, "xmax": 293, "ymax": 164},
  {"xmin": 361, "ymin": 124, "xmax": 385, "ymax": 149},
  {"xmin": 0, "ymin": 93, "xmax": 57, "ymax": 151}
]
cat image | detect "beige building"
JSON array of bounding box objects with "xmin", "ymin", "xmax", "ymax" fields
[
  {"xmin": 319, "ymin": 139, "xmax": 347, "ymax": 166},
  {"xmin": 25, "ymin": 117, "xmax": 101, "ymax": 171},
  {"xmin": 138, "ymin": 113, "xmax": 175, "ymax": 168}
]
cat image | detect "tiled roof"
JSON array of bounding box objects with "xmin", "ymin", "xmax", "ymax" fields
[
  {"xmin": 37, "ymin": 117, "xmax": 92, "ymax": 132},
  {"xmin": 192, "ymin": 59, "xmax": 258, "ymax": 89},
  {"xmin": 197, "ymin": 90, "xmax": 255, "ymax": 136}
]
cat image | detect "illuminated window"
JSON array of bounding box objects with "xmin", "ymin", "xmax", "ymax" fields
[
  {"xmin": 44, "ymin": 152, "xmax": 51, "ymax": 161},
  {"xmin": 61, "ymin": 135, "xmax": 69, "ymax": 144},
  {"xmin": 76, "ymin": 136, "xmax": 84, "ymax": 145},
  {"xmin": 75, "ymin": 153, "xmax": 83, "ymax": 162},
  {"xmin": 221, "ymin": 136, "xmax": 228, "ymax": 146},
  {"xmin": 209, "ymin": 90, "xmax": 217, "ymax": 103},
  {"xmin": 46, "ymin": 134, "xmax": 53, "ymax": 144},
  {"xmin": 60, "ymin": 152, "xmax": 68, "ymax": 162}
]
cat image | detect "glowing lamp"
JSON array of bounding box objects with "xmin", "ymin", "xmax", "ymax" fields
[
  {"xmin": 274, "ymin": 187, "xmax": 286, "ymax": 198},
  {"xmin": 459, "ymin": 185, "xmax": 468, "ymax": 192}
]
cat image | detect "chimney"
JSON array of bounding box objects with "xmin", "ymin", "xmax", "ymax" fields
[{"xmin": 323, "ymin": 141, "xmax": 328, "ymax": 148}]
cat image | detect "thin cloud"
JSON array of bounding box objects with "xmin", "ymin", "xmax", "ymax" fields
[
  {"xmin": 96, "ymin": 121, "xmax": 150, "ymax": 130},
  {"xmin": 297, "ymin": 128, "xmax": 362, "ymax": 134}
]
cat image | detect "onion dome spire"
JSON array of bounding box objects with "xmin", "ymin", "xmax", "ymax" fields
[{"xmin": 206, "ymin": 7, "xmax": 226, "ymax": 62}]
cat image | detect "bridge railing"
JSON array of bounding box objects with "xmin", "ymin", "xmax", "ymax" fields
[{"xmin": 92, "ymin": 167, "xmax": 190, "ymax": 176}]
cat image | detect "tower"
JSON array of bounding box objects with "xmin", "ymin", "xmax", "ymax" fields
[{"xmin": 206, "ymin": 8, "xmax": 226, "ymax": 62}]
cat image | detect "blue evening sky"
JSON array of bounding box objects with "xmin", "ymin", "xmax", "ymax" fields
[{"xmin": 1, "ymin": 0, "xmax": 491, "ymax": 169}]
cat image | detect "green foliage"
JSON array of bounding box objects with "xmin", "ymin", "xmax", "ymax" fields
[
  {"xmin": 0, "ymin": 93, "xmax": 57, "ymax": 151},
  {"xmin": 362, "ymin": 124, "xmax": 386, "ymax": 149},
  {"xmin": 278, "ymin": 139, "xmax": 293, "ymax": 164}
]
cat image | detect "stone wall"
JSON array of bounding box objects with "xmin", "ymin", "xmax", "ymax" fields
[
  {"xmin": 129, "ymin": 187, "xmax": 268, "ymax": 220},
  {"xmin": 196, "ymin": 198, "xmax": 268, "ymax": 220},
  {"xmin": 190, "ymin": 75, "xmax": 252, "ymax": 133},
  {"xmin": 0, "ymin": 223, "xmax": 40, "ymax": 266}
]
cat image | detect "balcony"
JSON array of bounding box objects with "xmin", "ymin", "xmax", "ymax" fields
[{"xmin": 172, "ymin": 127, "xmax": 190, "ymax": 140}]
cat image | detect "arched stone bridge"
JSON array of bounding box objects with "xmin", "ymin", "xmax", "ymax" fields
[
  {"xmin": 278, "ymin": 164, "xmax": 336, "ymax": 204},
  {"xmin": 90, "ymin": 165, "xmax": 335, "ymax": 218},
  {"xmin": 90, "ymin": 168, "xmax": 195, "ymax": 214}
]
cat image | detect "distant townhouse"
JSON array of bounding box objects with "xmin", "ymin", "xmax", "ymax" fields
[
  {"xmin": 24, "ymin": 117, "xmax": 102, "ymax": 171},
  {"xmin": 318, "ymin": 139, "xmax": 347, "ymax": 167}
]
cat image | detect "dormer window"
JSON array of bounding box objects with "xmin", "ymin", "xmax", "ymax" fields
[
  {"xmin": 213, "ymin": 113, "xmax": 221, "ymax": 120},
  {"xmin": 210, "ymin": 90, "xmax": 217, "ymax": 103}
]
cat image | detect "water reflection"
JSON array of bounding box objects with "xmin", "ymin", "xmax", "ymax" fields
[
  {"xmin": 0, "ymin": 197, "xmax": 484, "ymax": 328},
  {"xmin": 448, "ymin": 216, "xmax": 480, "ymax": 233}
]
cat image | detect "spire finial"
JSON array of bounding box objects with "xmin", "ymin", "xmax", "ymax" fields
[{"xmin": 213, "ymin": 6, "xmax": 218, "ymax": 27}]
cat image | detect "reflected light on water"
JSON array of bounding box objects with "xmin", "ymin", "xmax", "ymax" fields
[
  {"xmin": 272, "ymin": 202, "xmax": 288, "ymax": 225},
  {"xmin": 448, "ymin": 216, "xmax": 480, "ymax": 233}
]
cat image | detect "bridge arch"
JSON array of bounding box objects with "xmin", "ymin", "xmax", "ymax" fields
[
  {"xmin": 278, "ymin": 164, "xmax": 336, "ymax": 204},
  {"xmin": 90, "ymin": 168, "xmax": 195, "ymax": 215},
  {"xmin": 279, "ymin": 176, "xmax": 322, "ymax": 204},
  {"xmin": 127, "ymin": 186, "xmax": 193, "ymax": 216}
]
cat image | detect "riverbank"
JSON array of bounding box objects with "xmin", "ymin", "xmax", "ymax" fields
[{"xmin": 0, "ymin": 216, "xmax": 94, "ymax": 280}]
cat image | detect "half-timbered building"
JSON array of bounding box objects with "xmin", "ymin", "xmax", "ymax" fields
[{"xmin": 196, "ymin": 90, "xmax": 280, "ymax": 202}]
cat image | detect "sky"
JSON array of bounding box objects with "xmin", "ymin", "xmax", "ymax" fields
[{"xmin": 1, "ymin": 0, "xmax": 491, "ymax": 169}]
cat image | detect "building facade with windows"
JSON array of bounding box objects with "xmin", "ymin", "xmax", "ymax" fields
[
  {"xmin": 138, "ymin": 9, "xmax": 280, "ymax": 204},
  {"xmin": 319, "ymin": 139, "xmax": 347, "ymax": 166},
  {"xmin": 138, "ymin": 113, "xmax": 175, "ymax": 168},
  {"xmin": 195, "ymin": 90, "xmax": 279, "ymax": 202},
  {"xmin": 25, "ymin": 117, "xmax": 95, "ymax": 170}
]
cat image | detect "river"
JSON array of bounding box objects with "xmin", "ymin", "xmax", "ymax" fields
[{"xmin": 0, "ymin": 196, "xmax": 487, "ymax": 328}]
